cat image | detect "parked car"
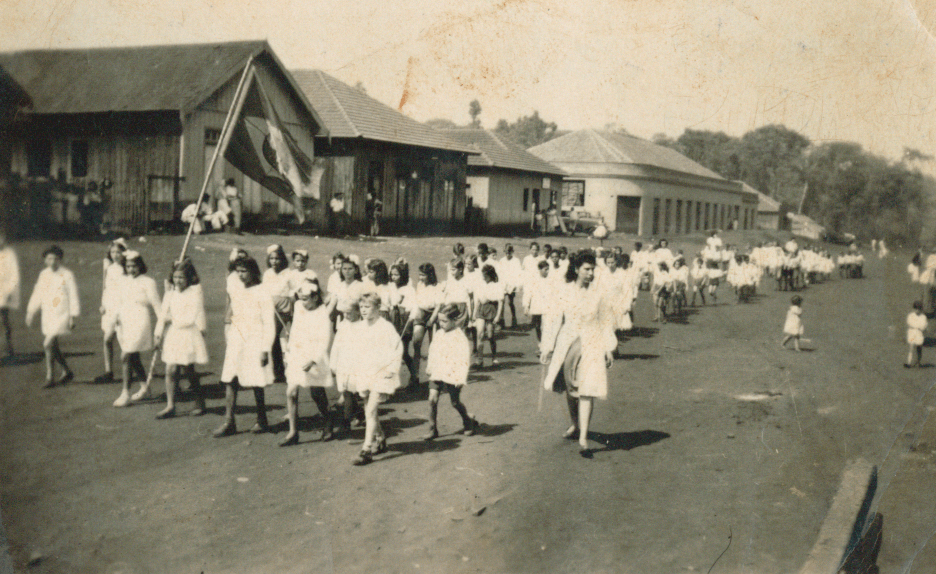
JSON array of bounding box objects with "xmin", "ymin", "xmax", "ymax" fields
[{"xmin": 562, "ymin": 210, "xmax": 604, "ymax": 235}]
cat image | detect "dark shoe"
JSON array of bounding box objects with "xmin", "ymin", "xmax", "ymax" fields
[
  {"xmin": 94, "ymin": 372, "xmax": 114, "ymax": 384},
  {"xmin": 421, "ymin": 427, "xmax": 439, "ymax": 441},
  {"xmin": 42, "ymin": 379, "xmax": 55, "ymax": 389},
  {"xmin": 352, "ymin": 450, "xmax": 372, "ymax": 466},
  {"xmin": 562, "ymin": 426, "xmax": 579, "ymax": 440},
  {"xmin": 371, "ymin": 438, "xmax": 388, "ymax": 455},
  {"xmin": 579, "ymin": 448, "xmax": 594, "ymax": 459},
  {"xmin": 155, "ymin": 407, "xmax": 176, "ymax": 420},
  {"xmin": 463, "ymin": 419, "xmax": 480, "ymax": 437},
  {"xmin": 213, "ymin": 421, "xmax": 237, "ymax": 438},
  {"xmin": 58, "ymin": 372, "xmax": 74, "ymax": 385},
  {"xmin": 279, "ymin": 433, "xmax": 299, "ymax": 447},
  {"xmin": 250, "ymin": 422, "xmax": 269, "ymax": 434},
  {"xmin": 320, "ymin": 426, "xmax": 335, "ymax": 442}
]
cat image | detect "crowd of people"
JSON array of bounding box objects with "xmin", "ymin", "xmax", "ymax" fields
[{"xmin": 0, "ymin": 228, "xmax": 892, "ymax": 463}]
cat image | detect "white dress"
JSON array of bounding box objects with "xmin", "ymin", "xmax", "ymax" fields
[
  {"xmin": 222, "ymin": 284, "xmax": 275, "ymax": 387},
  {"xmin": 330, "ymin": 319, "xmax": 358, "ymax": 393},
  {"xmin": 541, "ymin": 281, "xmax": 617, "ymax": 399},
  {"xmin": 783, "ymin": 306, "xmax": 804, "ymax": 336},
  {"xmin": 285, "ymin": 304, "xmax": 334, "ymax": 390},
  {"xmin": 349, "ymin": 317, "xmax": 404, "ymax": 395},
  {"xmin": 426, "ymin": 327, "xmax": 471, "ymax": 387},
  {"xmin": 907, "ymin": 312, "xmax": 927, "ymax": 345},
  {"xmin": 100, "ymin": 261, "xmax": 124, "ymax": 333},
  {"xmin": 115, "ymin": 275, "xmax": 162, "ymax": 353},
  {"xmin": 26, "ymin": 266, "xmax": 80, "ymax": 345},
  {"xmin": 156, "ymin": 284, "xmax": 208, "ymax": 365},
  {"xmin": 0, "ymin": 245, "xmax": 21, "ymax": 310}
]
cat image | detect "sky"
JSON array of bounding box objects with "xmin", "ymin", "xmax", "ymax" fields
[{"xmin": 2, "ymin": 0, "xmax": 935, "ymax": 166}]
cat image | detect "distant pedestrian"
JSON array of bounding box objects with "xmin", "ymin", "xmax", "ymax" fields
[
  {"xmin": 905, "ymin": 300, "xmax": 927, "ymax": 368},
  {"xmin": 0, "ymin": 230, "xmax": 21, "ymax": 357},
  {"xmin": 781, "ymin": 295, "xmax": 804, "ymax": 352},
  {"xmin": 222, "ymin": 178, "xmax": 242, "ymax": 233},
  {"xmin": 26, "ymin": 245, "xmax": 79, "ymax": 388}
]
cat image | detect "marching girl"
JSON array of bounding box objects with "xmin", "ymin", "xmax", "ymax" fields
[
  {"xmin": 540, "ymin": 251, "xmax": 617, "ymax": 458},
  {"xmin": 472, "ymin": 264, "xmax": 505, "ymax": 367},
  {"xmin": 281, "ymin": 281, "xmax": 335, "ymax": 445},
  {"xmin": 287, "ymin": 249, "xmax": 317, "ymax": 294},
  {"xmin": 705, "ymin": 260, "xmax": 724, "ymax": 304},
  {"xmin": 349, "ymin": 292, "xmax": 404, "ymax": 465},
  {"xmin": 214, "ymin": 256, "xmax": 276, "ymax": 437},
  {"xmin": 500, "ymin": 243, "xmax": 523, "ymax": 328},
  {"xmin": 26, "ymin": 245, "xmax": 80, "ymax": 387},
  {"xmin": 328, "ymin": 257, "xmax": 363, "ymax": 323},
  {"xmin": 670, "ymin": 257, "xmax": 689, "ymax": 314},
  {"xmin": 98, "ymin": 238, "xmax": 127, "ymax": 382},
  {"xmin": 0, "ymin": 229, "xmax": 20, "ymax": 357},
  {"xmin": 523, "ymin": 260, "xmax": 553, "ymax": 342},
  {"xmin": 690, "ymin": 255, "xmax": 708, "ymax": 306},
  {"xmin": 263, "ymin": 244, "xmax": 291, "ymax": 383},
  {"xmin": 522, "ymin": 242, "xmax": 542, "ymax": 274},
  {"xmin": 422, "ymin": 303, "xmax": 479, "ymax": 440},
  {"xmin": 330, "ymin": 299, "xmax": 363, "ymax": 438},
  {"xmin": 153, "ymin": 259, "xmax": 208, "ymax": 419},
  {"xmin": 112, "ymin": 251, "xmax": 162, "ymax": 406},
  {"xmin": 388, "ymin": 261, "xmax": 417, "ymax": 387},
  {"xmin": 651, "ymin": 261, "xmax": 672, "ymax": 323},
  {"xmin": 906, "ymin": 300, "xmax": 928, "ymax": 368},
  {"xmin": 781, "ymin": 295, "xmax": 805, "ymax": 352},
  {"xmin": 596, "ymin": 252, "xmax": 629, "ymax": 333},
  {"xmin": 362, "ymin": 259, "xmax": 392, "ymax": 320},
  {"xmin": 407, "ymin": 263, "xmax": 442, "ymax": 384},
  {"xmin": 326, "ymin": 253, "xmax": 346, "ymax": 296}
]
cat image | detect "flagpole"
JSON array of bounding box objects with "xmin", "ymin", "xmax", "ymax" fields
[{"xmin": 178, "ymin": 57, "xmax": 256, "ymax": 264}]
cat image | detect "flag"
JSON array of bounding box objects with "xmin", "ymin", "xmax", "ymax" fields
[{"xmin": 224, "ymin": 70, "xmax": 319, "ymax": 223}]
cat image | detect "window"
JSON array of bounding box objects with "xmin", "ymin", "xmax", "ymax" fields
[
  {"xmin": 704, "ymin": 203, "xmax": 710, "ymax": 229},
  {"xmin": 561, "ymin": 180, "xmax": 585, "ymax": 207},
  {"xmin": 664, "ymin": 199, "xmax": 671, "ymax": 234},
  {"xmin": 205, "ymin": 128, "xmax": 221, "ymax": 146},
  {"xmin": 696, "ymin": 202, "xmax": 701, "ymax": 231},
  {"xmin": 27, "ymin": 139, "xmax": 52, "ymax": 177},
  {"xmin": 675, "ymin": 200, "xmax": 682, "ymax": 234},
  {"xmin": 523, "ymin": 188, "xmax": 529, "ymax": 212},
  {"xmin": 70, "ymin": 140, "xmax": 89, "ymax": 178},
  {"xmin": 652, "ymin": 198, "xmax": 660, "ymax": 235}
]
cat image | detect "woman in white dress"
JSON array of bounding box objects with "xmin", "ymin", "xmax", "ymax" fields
[
  {"xmin": 263, "ymin": 244, "xmax": 291, "ymax": 383},
  {"xmin": 113, "ymin": 251, "xmax": 162, "ymax": 407},
  {"xmin": 153, "ymin": 259, "xmax": 208, "ymax": 419},
  {"xmin": 281, "ymin": 281, "xmax": 334, "ymax": 446},
  {"xmin": 214, "ymin": 256, "xmax": 276, "ymax": 437},
  {"xmin": 0, "ymin": 229, "xmax": 20, "ymax": 357},
  {"xmin": 26, "ymin": 245, "xmax": 80, "ymax": 387},
  {"xmin": 97, "ymin": 238, "xmax": 126, "ymax": 382},
  {"xmin": 540, "ymin": 251, "xmax": 617, "ymax": 458}
]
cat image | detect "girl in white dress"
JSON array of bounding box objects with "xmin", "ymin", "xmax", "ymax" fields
[
  {"xmin": 328, "ymin": 258, "xmax": 363, "ymax": 323},
  {"xmin": 473, "ymin": 264, "xmax": 505, "ymax": 367},
  {"xmin": 26, "ymin": 245, "xmax": 80, "ymax": 387},
  {"xmin": 326, "ymin": 253, "xmax": 346, "ymax": 297},
  {"xmin": 906, "ymin": 300, "xmax": 927, "ymax": 368},
  {"xmin": 263, "ymin": 244, "xmax": 291, "ymax": 383},
  {"xmin": 113, "ymin": 251, "xmax": 162, "ymax": 407},
  {"xmin": 781, "ymin": 295, "xmax": 805, "ymax": 352},
  {"xmin": 500, "ymin": 243, "xmax": 524, "ymax": 328},
  {"xmin": 330, "ymin": 300, "xmax": 363, "ymax": 438},
  {"xmin": 97, "ymin": 238, "xmax": 126, "ymax": 382},
  {"xmin": 214, "ymin": 256, "xmax": 276, "ymax": 437},
  {"xmin": 0, "ymin": 229, "xmax": 20, "ymax": 357},
  {"xmin": 540, "ymin": 251, "xmax": 617, "ymax": 457},
  {"xmin": 281, "ymin": 281, "xmax": 335, "ymax": 446},
  {"xmin": 154, "ymin": 259, "xmax": 208, "ymax": 419},
  {"xmin": 350, "ymin": 292, "xmax": 404, "ymax": 466},
  {"xmin": 422, "ymin": 303, "xmax": 478, "ymax": 440},
  {"xmin": 407, "ymin": 263, "xmax": 441, "ymax": 384},
  {"xmin": 362, "ymin": 259, "xmax": 392, "ymax": 320},
  {"xmin": 523, "ymin": 260, "xmax": 552, "ymax": 342}
]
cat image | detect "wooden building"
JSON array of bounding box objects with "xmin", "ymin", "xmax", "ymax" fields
[
  {"xmin": 528, "ymin": 130, "xmax": 759, "ymax": 237},
  {"xmin": 0, "ymin": 41, "xmax": 325, "ymax": 235},
  {"xmin": 438, "ymin": 128, "xmax": 565, "ymax": 235},
  {"xmin": 0, "ymin": 66, "xmax": 31, "ymax": 236},
  {"xmin": 291, "ymin": 70, "xmax": 475, "ymax": 235}
]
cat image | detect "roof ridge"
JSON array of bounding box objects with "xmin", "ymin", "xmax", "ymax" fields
[
  {"xmin": 587, "ymin": 129, "xmax": 628, "ymax": 162},
  {"xmin": 0, "ymin": 40, "xmax": 269, "ymax": 57},
  {"xmin": 487, "ymin": 129, "xmax": 513, "ymax": 152},
  {"xmin": 316, "ymin": 69, "xmax": 360, "ymax": 138}
]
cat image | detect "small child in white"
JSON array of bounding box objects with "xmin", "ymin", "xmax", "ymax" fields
[
  {"xmin": 26, "ymin": 245, "xmax": 79, "ymax": 387},
  {"xmin": 422, "ymin": 303, "xmax": 479, "ymax": 440},
  {"xmin": 906, "ymin": 300, "xmax": 927, "ymax": 368},
  {"xmin": 781, "ymin": 295, "xmax": 804, "ymax": 351}
]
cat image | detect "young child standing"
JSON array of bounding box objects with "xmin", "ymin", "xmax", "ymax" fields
[
  {"xmin": 26, "ymin": 245, "xmax": 79, "ymax": 387},
  {"xmin": 781, "ymin": 295, "xmax": 805, "ymax": 351},
  {"xmin": 153, "ymin": 259, "xmax": 208, "ymax": 418},
  {"xmin": 906, "ymin": 300, "xmax": 928, "ymax": 368},
  {"xmin": 281, "ymin": 281, "xmax": 334, "ymax": 445},
  {"xmin": 422, "ymin": 303, "xmax": 478, "ymax": 440},
  {"xmin": 113, "ymin": 251, "xmax": 162, "ymax": 406},
  {"xmin": 330, "ymin": 300, "xmax": 363, "ymax": 438}
]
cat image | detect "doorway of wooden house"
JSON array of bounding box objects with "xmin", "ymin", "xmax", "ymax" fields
[{"xmin": 616, "ymin": 196, "xmax": 641, "ymax": 235}]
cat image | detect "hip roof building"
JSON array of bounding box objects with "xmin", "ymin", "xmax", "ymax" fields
[{"xmin": 528, "ymin": 130, "xmax": 758, "ymax": 236}]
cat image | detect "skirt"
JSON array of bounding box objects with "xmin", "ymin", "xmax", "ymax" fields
[
  {"xmin": 478, "ymin": 301, "xmax": 497, "ymax": 322},
  {"xmin": 161, "ymin": 325, "xmax": 209, "ymax": 365}
]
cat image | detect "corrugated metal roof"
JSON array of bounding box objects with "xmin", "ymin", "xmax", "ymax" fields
[
  {"xmin": 0, "ymin": 41, "xmax": 269, "ymax": 114},
  {"xmin": 439, "ymin": 128, "xmax": 565, "ymax": 176},
  {"xmin": 291, "ymin": 69, "xmax": 475, "ymax": 154},
  {"xmin": 741, "ymin": 182, "xmax": 781, "ymax": 211},
  {"xmin": 528, "ymin": 129, "xmax": 727, "ymax": 180}
]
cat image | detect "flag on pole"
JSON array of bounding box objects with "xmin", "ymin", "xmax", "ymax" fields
[{"xmin": 224, "ymin": 70, "xmax": 319, "ymax": 223}]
